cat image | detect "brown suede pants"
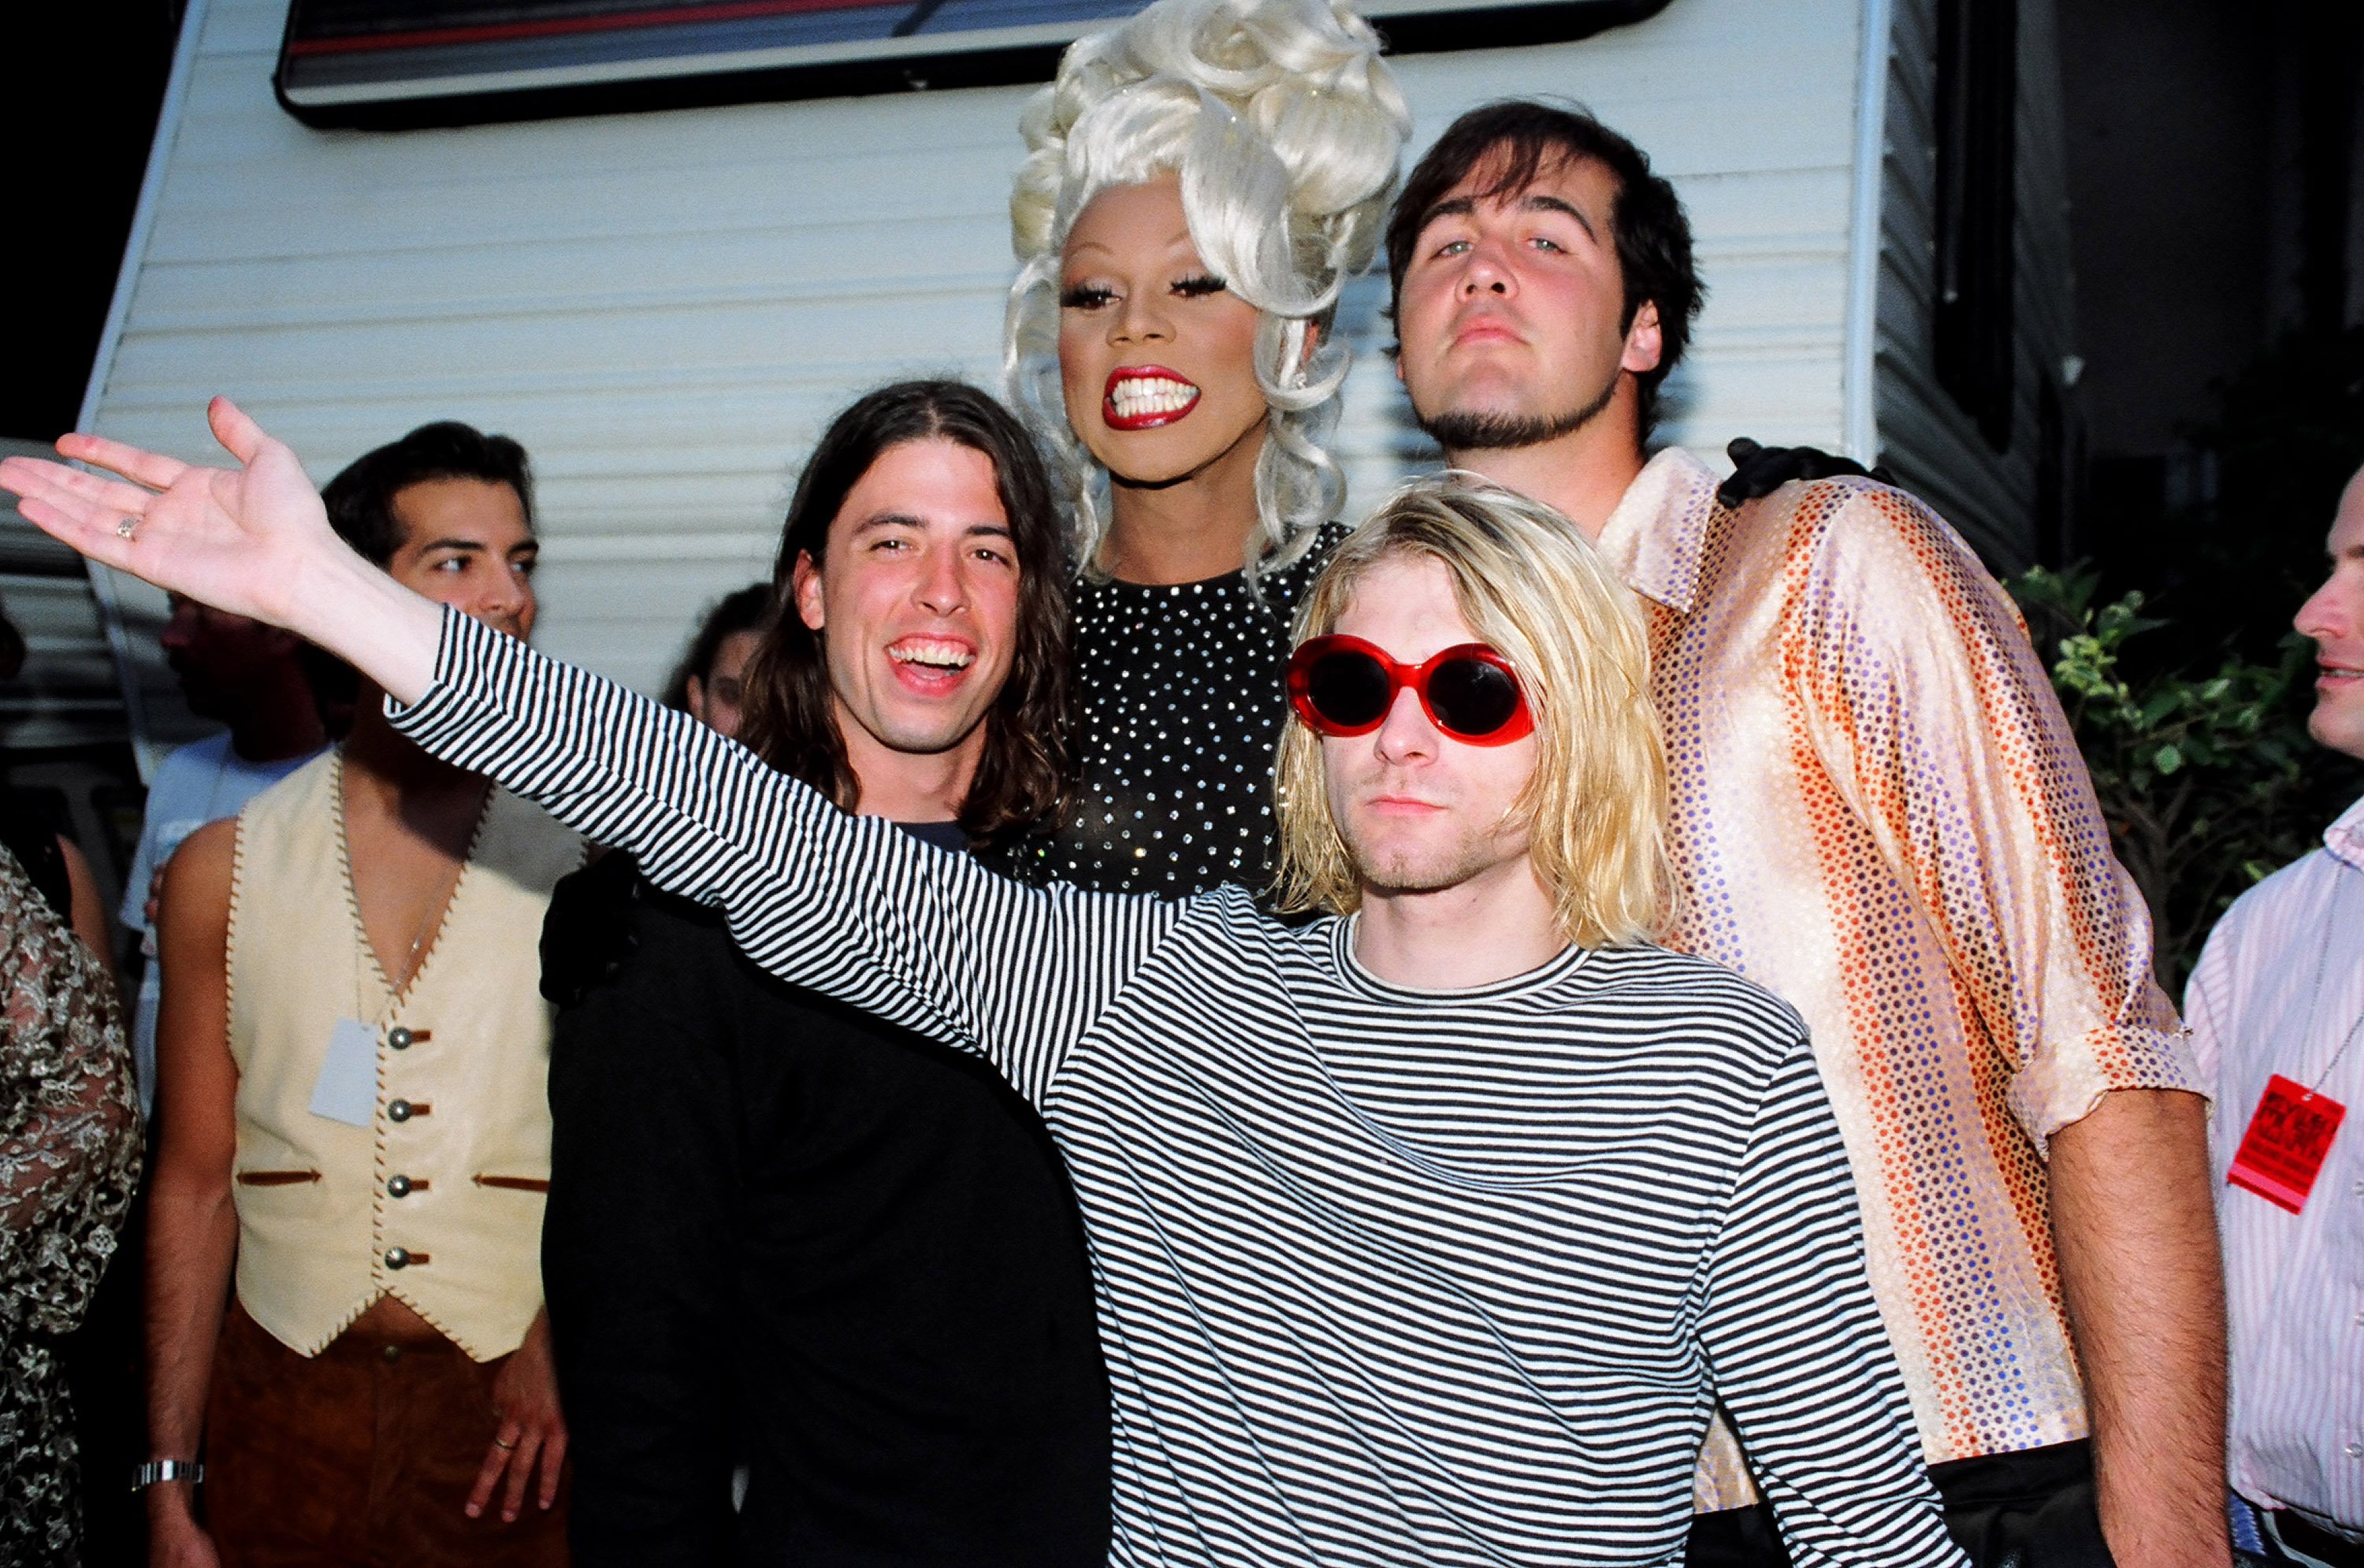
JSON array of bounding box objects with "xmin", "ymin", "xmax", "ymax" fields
[{"xmin": 203, "ymin": 1300, "xmax": 569, "ymax": 1567}]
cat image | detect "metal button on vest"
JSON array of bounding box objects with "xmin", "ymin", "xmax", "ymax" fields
[
  {"xmin": 385, "ymin": 1247, "xmax": 412, "ymax": 1270},
  {"xmin": 387, "ymin": 1174, "xmax": 414, "ymax": 1198},
  {"xmin": 388, "ymin": 1099, "xmax": 414, "ymax": 1123},
  {"xmin": 381, "ymin": 1343, "xmax": 402, "ymax": 1364},
  {"xmin": 388, "ymin": 1025, "xmax": 414, "ymax": 1050}
]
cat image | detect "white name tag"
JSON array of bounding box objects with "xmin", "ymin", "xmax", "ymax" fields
[{"xmin": 308, "ymin": 1017, "xmax": 379, "ymax": 1128}]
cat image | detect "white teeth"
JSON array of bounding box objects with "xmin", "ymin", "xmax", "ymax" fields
[
  {"xmin": 1110, "ymin": 377, "xmax": 1200, "ymax": 419},
  {"xmin": 890, "ymin": 640, "xmax": 974, "ymax": 671}
]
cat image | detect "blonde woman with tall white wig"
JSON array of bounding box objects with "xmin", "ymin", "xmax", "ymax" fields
[{"xmin": 997, "ymin": 0, "xmax": 1408, "ymax": 896}]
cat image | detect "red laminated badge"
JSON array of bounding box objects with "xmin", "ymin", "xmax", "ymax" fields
[{"xmin": 2227, "ymin": 1074, "xmax": 2347, "ymax": 1214}]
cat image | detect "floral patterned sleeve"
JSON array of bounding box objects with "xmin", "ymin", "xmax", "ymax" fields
[{"xmin": 1, "ymin": 842, "xmax": 143, "ymax": 1562}]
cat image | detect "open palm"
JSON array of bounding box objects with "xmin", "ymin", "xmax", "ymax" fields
[{"xmin": 0, "ymin": 397, "xmax": 343, "ymax": 632}]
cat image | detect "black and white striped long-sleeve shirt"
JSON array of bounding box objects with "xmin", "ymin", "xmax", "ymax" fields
[{"xmin": 399, "ymin": 611, "xmax": 1963, "ymax": 1568}]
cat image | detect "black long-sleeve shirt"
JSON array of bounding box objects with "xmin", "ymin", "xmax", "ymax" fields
[
  {"xmin": 541, "ymin": 845, "xmax": 1110, "ymax": 1568},
  {"xmin": 409, "ymin": 610, "xmax": 1961, "ymax": 1567}
]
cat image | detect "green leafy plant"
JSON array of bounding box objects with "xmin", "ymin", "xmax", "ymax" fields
[{"xmin": 2010, "ymin": 564, "xmax": 2347, "ymax": 989}]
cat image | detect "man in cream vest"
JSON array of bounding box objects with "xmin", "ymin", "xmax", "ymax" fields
[{"xmin": 139, "ymin": 422, "xmax": 582, "ymax": 1566}]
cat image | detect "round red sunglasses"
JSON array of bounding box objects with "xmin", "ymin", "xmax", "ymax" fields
[{"xmin": 1286, "ymin": 634, "xmax": 1534, "ymax": 745}]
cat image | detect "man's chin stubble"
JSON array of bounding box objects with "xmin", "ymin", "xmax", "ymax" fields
[
  {"xmin": 1345, "ymin": 842, "xmax": 1496, "ymax": 899},
  {"xmin": 1417, "ymin": 367, "xmax": 1619, "ymax": 453}
]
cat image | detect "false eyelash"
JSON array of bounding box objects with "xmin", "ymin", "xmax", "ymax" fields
[
  {"xmin": 1173, "ymin": 274, "xmax": 1228, "ymax": 297},
  {"xmin": 1059, "ymin": 284, "xmax": 1116, "ymax": 309}
]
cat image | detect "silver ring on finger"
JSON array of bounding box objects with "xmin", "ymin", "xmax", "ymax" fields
[{"xmin": 116, "ymin": 515, "xmax": 139, "ymax": 539}]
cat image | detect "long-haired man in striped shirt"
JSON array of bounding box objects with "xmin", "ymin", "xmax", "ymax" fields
[{"xmin": 6, "ymin": 408, "xmax": 1974, "ymax": 1566}]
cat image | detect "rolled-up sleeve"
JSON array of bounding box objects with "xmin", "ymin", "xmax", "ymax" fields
[{"xmin": 1786, "ymin": 485, "xmax": 2201, "ymax": 1151}]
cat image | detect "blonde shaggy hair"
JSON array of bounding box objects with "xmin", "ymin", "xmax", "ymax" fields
[
  {"xmin": 1273, "ymin": 475, "xmax": 1671, "ymax": 948},
  {"xmin": 1005, "ymin": 0, "xmax": 1409, "ymax": 584}
]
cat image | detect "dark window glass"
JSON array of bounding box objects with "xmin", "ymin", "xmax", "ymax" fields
[
  {"xmin": 275, "ymin": 0, "xmax": 1673, "ymax": 129},
  {"xmin": 1932, "ymin": 0, "xmax": 2017, "ymax": 452},
  {"xmin": 2034, "ymin": 376, "xmax": 2069, "ymax": 568}
]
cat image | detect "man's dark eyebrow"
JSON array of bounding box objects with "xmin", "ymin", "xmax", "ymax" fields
[
  {"xmin": 418, "ymin": 536, "xmax": 538, "ymax": 555},
  {"xmin": 1522, "ymin": 193, "xmax": 1596, "ymax": 240},
  {"xmin": 849, "ymin": 513, "xmax": 1014, "ymax": 539},
  {"xmin": 1414, "ymin": 191, "xmax": 1596, "ymax": 242}
]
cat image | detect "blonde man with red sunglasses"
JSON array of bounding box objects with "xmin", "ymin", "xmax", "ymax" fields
[{"xmin": 4, "ymin": 406, "xmax": 1968, "ymax": 1567}]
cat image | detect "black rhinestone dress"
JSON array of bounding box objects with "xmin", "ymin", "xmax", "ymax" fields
[{"xmin": 1000, "ymin": 526, "xmax": 1347, "ymax": 897}]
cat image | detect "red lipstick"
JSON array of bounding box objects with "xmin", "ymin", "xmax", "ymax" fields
[{"xmin": 1103, "ymin": 366, "xmax": 1201, "ymax": 431}]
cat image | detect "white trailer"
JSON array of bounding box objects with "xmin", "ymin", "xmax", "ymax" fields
[{"xmin": 73, "ymin": 0, "xmax": 2077, "ymax": 767}]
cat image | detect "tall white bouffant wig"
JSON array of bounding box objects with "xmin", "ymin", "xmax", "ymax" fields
[{"xmin": 1005, "ymin": 0, "xmax": 1410, "ymax": 582}]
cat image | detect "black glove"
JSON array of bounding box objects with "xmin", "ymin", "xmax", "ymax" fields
[
  {"xmin": 539, "ymin": 849, "xmax": 643, "ymax": 1007},
  {"xmin": 1715, "ymin": 437, "xmax": 1892, "ymax": 510}
]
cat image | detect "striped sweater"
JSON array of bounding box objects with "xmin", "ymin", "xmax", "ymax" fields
[{"xmin": 397, "ymin": 609, "xmax": 1962, "ymax": 1568}]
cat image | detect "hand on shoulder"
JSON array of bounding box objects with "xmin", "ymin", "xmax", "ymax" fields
[{"xmin": 1715, "ymin": 437, "xmax": 1893, "ymax": 511}]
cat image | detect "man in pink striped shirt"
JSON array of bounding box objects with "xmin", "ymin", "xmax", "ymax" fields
[{"xmin": 2186, "ymin": 464, "xmax": 2364, "ymax": 1568}]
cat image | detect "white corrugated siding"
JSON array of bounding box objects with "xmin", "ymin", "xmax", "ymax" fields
[
  {"xmin": 88, "ymin": 0, "xmax": 1872, "ymax": 748},
  {"xmin": 1866, "ymin": 0, "xmax": 2072, "ymax": 569},
  {"xmin": 2, "ymin": 440, "xmax": 128, "ymax": 753}
]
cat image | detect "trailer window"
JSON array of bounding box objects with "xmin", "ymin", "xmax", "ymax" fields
[
  {"xmin": 274, "ymin": 0, "xmax": 1675, "ymax": 129},
  {"xmin": 1931, "ymin": 0, "xmax": 2017, "ymax": 453}
]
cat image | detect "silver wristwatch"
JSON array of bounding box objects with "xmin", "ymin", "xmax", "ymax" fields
[{"xmin": 131, "ymin": 1459, "xmax": 203, "ymax": 1492}]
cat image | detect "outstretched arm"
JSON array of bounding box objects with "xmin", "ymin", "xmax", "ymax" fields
[
  {"xmin": 2, "ymin": 399, "xmax": 442, "ymax": 701},
  {"xmin": 0, "ymin": 402, "xmax": 1181, "ymax": 1100},
  {"xmin": 400, "ymin": 611, "xmax": 1178, "ymax": 1101}
]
